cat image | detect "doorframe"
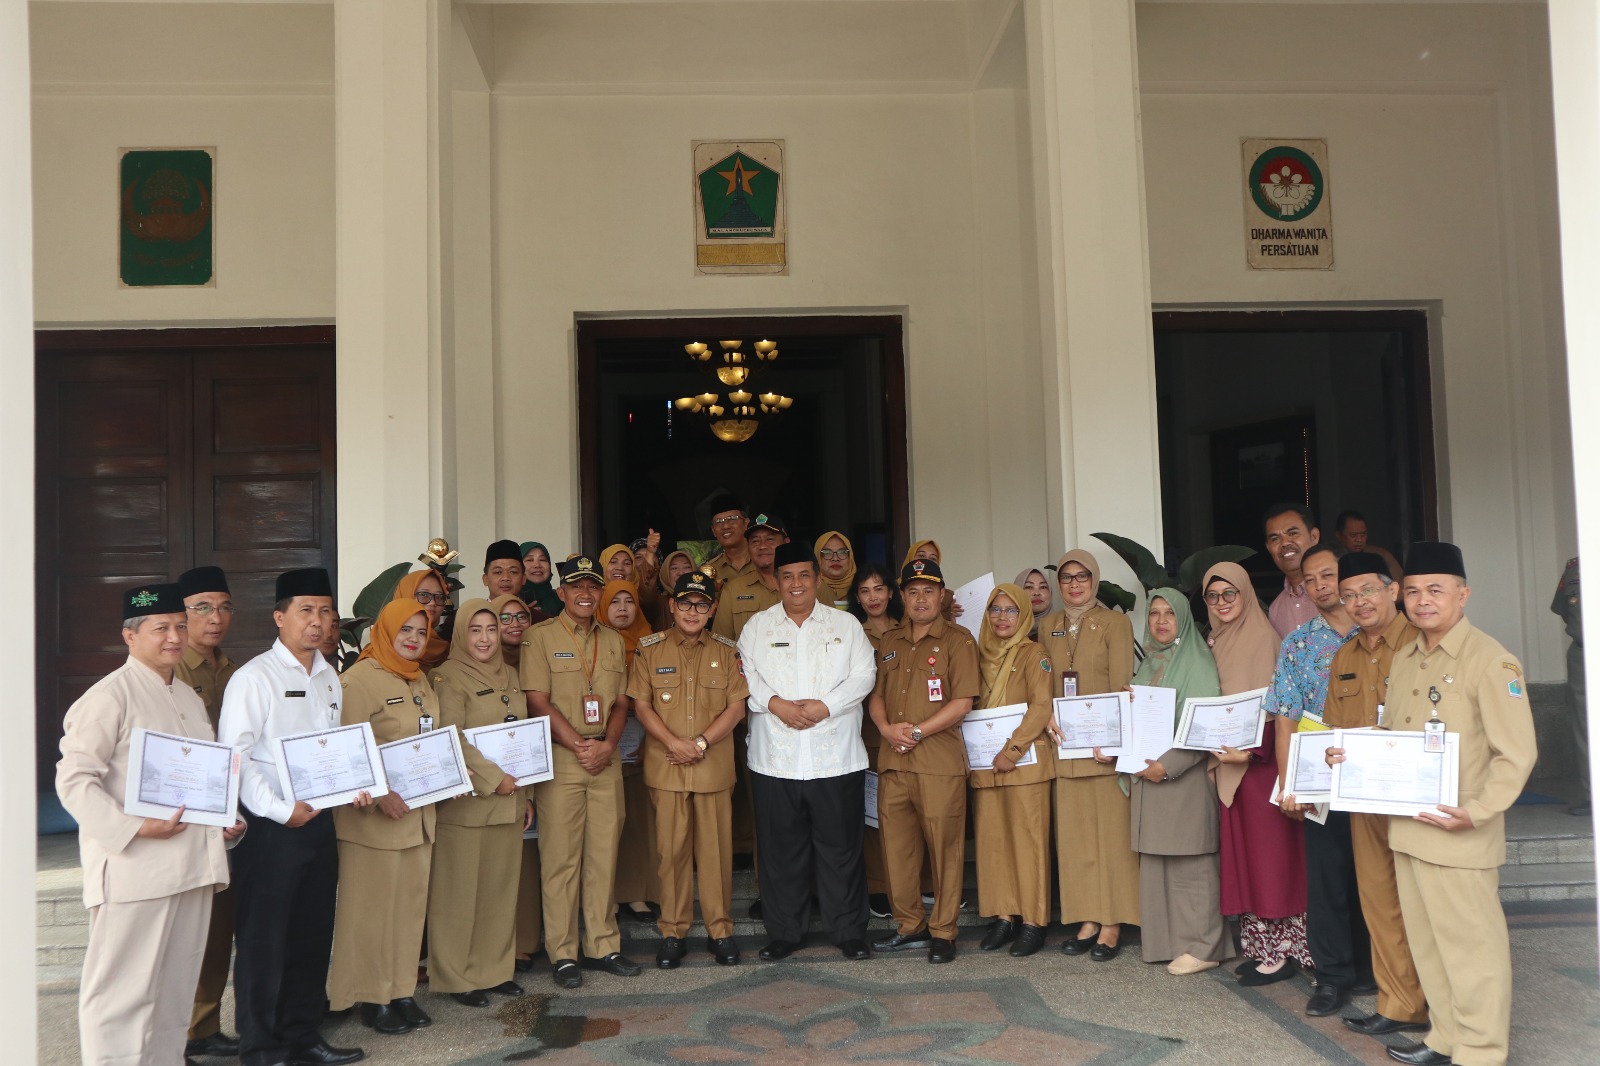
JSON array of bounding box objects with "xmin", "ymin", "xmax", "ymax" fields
[
  {"xmin": 574, "ymin": 314, "xmax": 909, "ymax": 554},
  {"xmin": 1150, "ymin": 308, "xmax": 1439, "ymax": 540}
]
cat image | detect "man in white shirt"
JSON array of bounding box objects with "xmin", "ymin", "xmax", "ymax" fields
[
  {"xmin": 218, "ymin": 568, "xmax": 364, "ymax": 1066},
  {"xmin": 737, "ymin": 541, "xmax": 878, "ymax": 961}
]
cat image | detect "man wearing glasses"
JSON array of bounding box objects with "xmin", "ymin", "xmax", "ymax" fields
[
  {"xmin": 706, "ymin": 494, "xmax": 754, "ymax": 585},
  {"xmin": 175, "ymin": 566, "xmax": 243, "ymax": 1060}
]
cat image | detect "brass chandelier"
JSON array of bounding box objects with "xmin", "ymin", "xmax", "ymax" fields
[{"xmin": 673, "ymin": 339, "xmax": 794, "ymax": 443}]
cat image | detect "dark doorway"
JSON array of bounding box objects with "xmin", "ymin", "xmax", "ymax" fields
[
  {"xmin": 576, "ymin": 316, "xmax": 908, "ymax": 566},
  {"xmin": 35, "ymin": 327, "xmax": 337, "ymax": 787},
  {"xmin": 1153, "ymin": 310, "xmax": 1436, "ymax": 597}
]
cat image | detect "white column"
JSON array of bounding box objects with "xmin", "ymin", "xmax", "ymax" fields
[
  {"xmin": 1025, "ymin": 0, "xmax": 1162, "ymax": 559},
  {"xmin": 335, "ymin": 0, "xmax": 453, "ymax": 608},
  {"xmin": 1546, "ymin": 0, "xmax": 1600, "ymax": 934},
  {"xmin": 0, "ymin": 0, "xmax": 37, "ymax": 1051}
]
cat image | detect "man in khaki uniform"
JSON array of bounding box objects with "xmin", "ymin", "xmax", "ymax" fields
[
  {"xmin": 705, "ymin": 493, "xmax": 753, "ymax": 585},
  {"xmin": 867, "ymin": 559, "xmax": 978, "ymax": 964},
  {"xmin": 627, "ymin": 571, "xmax": 749, "ymax": 968},
  {"xmin": 713, "ymin": 512, "xmax": 788, "ymax": 641},
  {"xmin": 174, "ymin": 566, "xmax": 242, "ymax": 1059},
  {"xmin": 1335, "ymin": 542, "xmax": 1536, "ymax": 1066},
  {"xmin": 521, "ymin": 556, "xmax": 642, "ymax": 988}
]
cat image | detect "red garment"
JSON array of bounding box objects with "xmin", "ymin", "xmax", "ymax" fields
[{"xmin": 1219, "ymin": 717, "xmax": 1307, "ymax": 919}]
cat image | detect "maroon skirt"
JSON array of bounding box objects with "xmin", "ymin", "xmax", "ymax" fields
[{"xmin": 1219, "ymin": 719, "xmax": 1307, "ymax": 919}]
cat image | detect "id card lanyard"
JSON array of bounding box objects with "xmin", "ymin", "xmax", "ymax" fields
[
  {"xmin": 416, "ymin": 691, "xmax": 433, "ymax": 733},
  {"xmin": 1061, "ymin": 615, "xmax": 1085, "ymax": 697},
  {"xmin": 1424, "ymin": 685, "xmax": 1446, "ymax": 753},
  {"xmin": 564, "ymin": 623, "xmax": 603, "ymax": 726}
]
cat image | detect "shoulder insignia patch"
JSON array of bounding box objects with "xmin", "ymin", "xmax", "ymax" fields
[
  {"xmin": 639, "ymin": 632, "xmax": 667, "ymax": 648},
  {"xmin": 1501, "ymin": 661, "xmax": 1520, "ymax": 672},
  {"xmin": 1508, "ymin": 678, "xmax": 1524, "ymax": 698},
  {"xmin": 1041, "ymin": 658, "xmax": 1052, "ymax": 673},
  {"xmin": 713, "ymin": 634, "xmax": 738, "ymax": 649}
]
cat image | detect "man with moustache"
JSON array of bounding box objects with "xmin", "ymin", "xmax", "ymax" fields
[
  {"xmin": 1333, "ymin": 510, "xmax": 1403, "ymax": 579},
  {"xmin": 706, "ymin": 494, "xmax": 753, "ymax": 585},
  {"xmin": 714, "ymin": 513, "xmax": 789, "ymax": 641},
  {"xmin": 521, "ymin": 557, "xmax": 642, "ymax": 989},
  {"xmin": 483, "ymin": 540, "xmax": 526, "ymax": 600},
  {"xmin": 1264, "ymin": 503, "xmax": 1323, "ymax": 638}
]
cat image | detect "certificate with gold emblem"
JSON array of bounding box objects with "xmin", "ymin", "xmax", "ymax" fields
[
  {"xmin": 960, "ymin": 703, "xmax": 1038, "ymax": 771},
  {"xmin": 463, "ymin": 716, "xmax": 554, "ymax": 786},
  {"xmin": 124, "ymin": 728, "xmax": 240, "ymax": 828},
  {"xmin": 1172, "ymin": 688, "xmax": 1268, "ymax": 751},
  {"xmin": 1329, "ymin": 728, "xmax": 1460, "ymax": 817},
  {"xmin": 273, "ymin": 722, "xmax": 389, "ymax": 810},
  {"xmin": 378, "ymin": 726, "xmax": 474, "ymax": 808},
  {"xmin": 1054, "ymin": 692, "xmax": 1132, "ymax": 759}
]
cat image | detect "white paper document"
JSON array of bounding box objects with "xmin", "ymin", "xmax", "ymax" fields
[
  {"xmin": 960, "ymin": 702, "xmax": 1038, "ymax": 772},
  {"xmin": 124, "ymin": 728, "xmax": 240, "ymax": 827},
  {"xmin": 1268, "ymin": 775, "xmax": 1328, "ymax": 825},
  {"xmin": 273, "ymin": 722, "xmax": 388, "ymax": 810},
  {"xmin": 1329, "ymin": 728, "xmax": 1460, "ymax": 817},
  {"xmin": 618, "ymin": 716, "xmax": 645, "ymax": 765},
  {"xmin": 1173, "ymin": 688, "xmax": 1268, "ymax": 752},
  {"xmin": 1054, "ymin": 691, "xmax": 1132, "ymax": 759},
  {"xmin": 864, "ymin": 770, "xmax": 879, "ymax": 828},
  {"xmin": 463, "ymin": 716, "xmax": 554, "ymax": 786},
  {"xmin": 378, "ymin": 727, "xmax": 474, "ymax": 808},
  {"xmin": 950, "ymin": 572, "xmax": 996, "ymax": 627},
  {"xmin": 1282, "ymin": 729, "xmax": 1338, "ymax": 802},
  {"xmin": 1114, "ymin": 685, "xmax": 1178, "ymax": 774}
]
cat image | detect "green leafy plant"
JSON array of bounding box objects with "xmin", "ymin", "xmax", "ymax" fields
[{"xmin": 1091, "ymin": 533, "xmax": 1257, "ymax": 595}]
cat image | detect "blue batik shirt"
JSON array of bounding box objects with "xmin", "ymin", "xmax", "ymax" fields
[{"xmin": 1264, "ymin": 613, "xmax": 1356, "ymax": 725}]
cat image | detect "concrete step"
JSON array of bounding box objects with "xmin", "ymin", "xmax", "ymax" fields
[
  {"xmin": 1498, "ymin": 862, "xmax": 1597, "ymax": 903},
  {"xmin": 37, "ymin": 924, "xmax": 87, "ymax": 969},
  {"xmin": 1506, "ymin": 834, "xmax": 1594, "ymax": 866}
]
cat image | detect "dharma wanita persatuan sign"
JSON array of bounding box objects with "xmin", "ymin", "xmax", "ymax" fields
[{"xmin": 1242, "ymin": 139, "xmax": 1333, "ymax": 270}]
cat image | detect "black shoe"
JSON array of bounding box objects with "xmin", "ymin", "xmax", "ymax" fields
[
  {"xmin": 514, "ymin": 956, "xmax": 535, "ymax": 973},
  {"xmin": 1351, "ymin": 977, "xmax": 1379, "ymax": 995},
  {"xmin": 1305, "ymin": 983, "xmax": 1347, "ymax": 1017},
  {"xmin": 186, "ymin": 1034, "xmax": 240, "ymax": 1058},
  {"xmin": 1089, "ymin": 940, "xmax": 1122, "ymax": 962},
  {"xmin": 581, "ymin": 952, "xmax": 643, "ymax": 977},
  {"xmin": 873, "ymin": 928, "xmax": 932, "ymax": 952},
  {"xmin": 488, "ymin": 980, "xmax": 524, "ymax": 997},
  {"xmin": 617, "ymin": 902, "xmax": 657, "ymax": 922},
  {"xmin": 759, "ymin": 939, "xmax": 803, "ymax": 961},
  {"xmin": 1234, "ymin": 959, "xmax": 1261, "ymax": 976},
  {"xmin": 1009, "ymin": 924, "xmax": 1046, "ymax": 958},
  {"xmin": 868, "ymin": 893, "xmax": 892, "ymax": 919},
  {"xmin": 747, "ymin": 897, "xmax": 764, "ymax": 920},
  {"xmin": 1060, "ymin": 922, "xmax": 1101, "ymax": 956},
  {"xmin": 552, "ymin": 959, "xmax": 582, "ymax": 989},
  {"xmin": 980, "ymin": 918, "xmax": 1018, "ymax": 952},
  {"xmin": 451, "ymin": 990, "xmax": 490, "ymax": 1008},
  {"xmin": 1345, "ymin": 1014, "xmax": 1431, "ymax": 1037},
  {"xmin": 287, "ymin": 1039, "xmax": 365, "ymax": 1066},
  {"xmin": 928, "ymin": 937, "xmax": 956, "ymax": 964},
  {"xmin": 390, "ymin": 998, "xmax": 430, "ymax": 1029},
  {"xmin": 1239, "ymin": 958, "xmax": 1300, "ymax": 987},
  {"xmin": 656, "ymin": 936, "xmax": 686, "ymax": 969},
  {"xmin": 357, "ymin": 1002, "xmax": 411, "ymax": 1035},
  {"xmin": 710, "ymin": 936, "xmax": 741, "ymax": 966},
  {"xmin": 1386, "ymin": 1044, "xmax": 1451, "ymax": 1066},
  {"xmin": 840, "ymin": 939, "xmax": 871, "ymax": 960}
]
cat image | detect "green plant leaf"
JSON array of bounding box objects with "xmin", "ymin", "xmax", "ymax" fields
[
  {"xmin": 1090, "ymin": 532, "xmax": 1169, "ymax": 592},
  {"xmin": 1176, "ymin": 545, "xmax": 1258, "ymax": 594},
  {"xmin": 352, "ymin": 562, "xmax": 413, "ymax": 625},
  {"xmin": 1095, "ymin": 580, "xmax": 1137, "ymax": 612}
]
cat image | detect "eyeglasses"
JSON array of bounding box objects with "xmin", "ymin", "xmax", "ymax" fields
[
  {"xmin": 710, "ymin": 515, "xmax": 745, "ymax": 527},
  {"xmin": 185, "ymin": 604, "xmax": 235, "ymax": 616},
  {"xmin": 1203, "ymin": 589, "xmax": 1240, "ymax": 605},
  {"xmin": 1338, "ymin": 586, "xmax": 1386, "ymax": 605},
  {"xmin": 675, "ymin": 600, "xmax": 713, "ymax": 615},
  {"xmin": 986, "ymin": 605, "xmax": 1022, "ymax": 619},
  {"xmin": 819, "ymin": 549, "xmax": 852, "ymax": 561},
  {"xmin": 499, "ymin": 612, "xmax": 531, "ymax": 625},
  {"xmin": 413, "ymin": 591, "xmax": 448, "ymax": 606},
  {"xmin": 1059, "ymin": 572, "xmax": 1093, "ymax": 585}
]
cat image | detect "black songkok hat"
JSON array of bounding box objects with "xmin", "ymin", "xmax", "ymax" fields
[
  {"xmin": 1403, "ymin": 542, "xmax": 1467, "ymax": 580},
  {"xmin": 746, "ymin": 512, "xmax": 789, "ymax": 539},
  {"xmin": 706, "ymin": 493, "xmax": 746, "ymax": 519},
  {"xmin": 673, "ymin": 572, "xmax": 716, "ymax": 600},
  {"xmin": 123, "ymin": 582, "xmax": 185, "ymax": 619},
  {"xmin": 772, "ymin": 541, "xmax": 816, "ymax": 572},
  {"xmin": 276, "ymin": 567, "xmax": 334, "ymax": 601},
  {"xmin": 1338, "ymin": 551, "xmax": 1391, "ymax": 583},
  {"xmin": 899, "ymin": 558, "xmax": 945, "ymax": 588},
  {"xmin": 177, "ymin": 566, "xmax": 230, "ymax": 598},
  {"xmin": 558, "ymin": 556, "xmax": 605, "ymax": 586},
  {"xmin": 484, "ymin": 539, "xmax": 522, "ymax": 569}
]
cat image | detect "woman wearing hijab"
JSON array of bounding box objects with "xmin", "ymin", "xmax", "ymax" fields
[
  {"xmin": 1037, "ymin": 549, "xmax": 1138, "ymax": 960},
  {"xmin": 1203, "ymin": 561, "xmax": 1310, "ymax": 985},
  {"xmin": 848, "ymin": 562, "xmax": 906, "ymax": 918},
  {"xmin": 328, "ymin": 600, "xmax": 440, "ymax": 1034},
  {"xmin": 426, "ymin": 599, "xmax": 534, "ymax": 1006},
  {"xmin": 518, "ymin": 542, "xmax": 560, "ymax": 621},
  {"xmin": 1129, "ymin": 588, "xmax": 1230, "ymax": 975},
  {"xmin": 1016, "ymin": 567, "xmax": 1055, "ymax": 641},
  {"xmin": 970, "ymin": 583, "xmax": 1058, "ymax": 958},
  {"xmin": 816, "ymin": 531, "xmax": 858, "ymax": 609},
  {"xmin": 651, "ymin": 550, "xmax": 696, "ymax": 631},
  {"xmin": 601, "ymin": 580, "xmax": 661, "ymax": 924},
  {"xmin": 392, "ymin": 570, "xmax": 452, "ymax": 670},
  {"xmin": 492, "ymin": 594, "xmax": 543, "ymax": 971}
]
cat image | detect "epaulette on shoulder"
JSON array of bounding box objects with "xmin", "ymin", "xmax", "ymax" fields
[
  {"xmin": 639, "ymin": 632, "xmax": 667, "ymax": 648},
  {"xmin": 713, "ymin": 633, "xmax": 739, "ymax": 649}
]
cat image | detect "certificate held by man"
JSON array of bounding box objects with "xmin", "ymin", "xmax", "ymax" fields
[
  {"xmin": 960, "ymin": 703, "xmax": 1038, "ymax": 771},
  {"xmin": 1114, "ymin": 685, "xmax": 1178, "ymax": 774},
  {"xmin": 378, "ymin": 726, "xmax": 475, "ymax": 808},
  {"xmin": 1172, "ymin": 687, "xmax": 1268, "ymax": 751},
  {"xmin": 1329, "ymin": 728, "xmax": 1460, "ymax": 817},
  {"xmin": 1282, "ymin": 729, "xmax": 1339, "ymax": 802},
  {"xmin": 273, "ymin": 721, "xmax": 389, "ymax": 810},
  {"xmin": 124, "ymin": 727, "xmax": 241, "ymax": 828},
  {"xmin": 1054, "ymin": 691, "xmax": 1132, "ymax": 759},
  {"xmin": 463, "ymin": 716, "xmax": 554, "ymax": 786}
]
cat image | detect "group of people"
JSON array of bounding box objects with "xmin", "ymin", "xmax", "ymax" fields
[{"xmin": 55, "ymin": 494, "xmax": 1539, "ymax": 1066}]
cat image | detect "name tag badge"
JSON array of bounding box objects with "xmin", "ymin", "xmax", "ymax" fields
[
  {"xmin": 285, "ymin": 690, "xmax": 307, "ymax": 698},
  {"xmin": 1423, "ymin": 717, "xmax": 1446, "ymax": 753},
  {"xmin": 385, "ymin": 696, "xmax": 405, "ymax": 705},
  {"xmin": 476, "ymin": 687, "xmax": 494, "ymax": 697},
  {"xmin": 927, "ymin": 676, "xmax": 944, "ymax": 702},
  {"xmin": 418, "ymin": 714, "xmax": 435, "ymax": 733},
  {"xmin": 583, "ymin": 695, "xmax": 602, "ymax": 725},
  {"xmin": 1061, "ymin": 670, "xmax": 1079, "ymax": 698}
]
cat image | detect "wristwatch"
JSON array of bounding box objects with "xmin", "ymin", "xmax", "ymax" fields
[
  {"xmin": 910, "ymin": 727, "xmax": 923, "ymax": 743},
  {"xmin": 694, "ymin": 735, "xmax": 709, "ymax": 754}
]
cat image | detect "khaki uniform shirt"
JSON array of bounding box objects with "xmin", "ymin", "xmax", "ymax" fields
[
  {"xmin": 1322, "ymin": 612, "xmax": 1418, "ymax": 730},
  {"xmin": 969, "ymin": 641, "xmax": 1059, "ymax": 788},
  {"xmin": 871, "ymin": 617, "xmax": 979, "ymax": 777},
  {"xmin": 626, "ymin": 629, "xmax": 749, "ymax": 792},
  {"xmin": 176, "ymin": 645, "xmax": 238, "ymax": 732},
  {"xmin": 430, "ymin": 658, "xmax": 526, "ymax": 827},
  {"xmin": 711, "ymin": 552, "xmax": 753, "ymax": 587},
  {"xmin": 712, "ymin": 567, "xmax": 780, "ymax": 641},
  {"xmin": 519, "ymin": 614, "xmax": 628, "ymax": 737},
  {"xmin": 334, "ymin": 658, "xmax": 440, "ymax": 848},
  {"xmin": 1035, "ymin": 606, "xmax": 1135, "ymax": 779}
]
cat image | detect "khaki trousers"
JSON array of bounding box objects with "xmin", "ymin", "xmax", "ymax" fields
[
  {"xmin": 1055, "ymin": 775, "xmax": 1140, "ymax": 927},
  {"xmin": 426, "ymin": 821, "xmax": 522, "ymax": 993},
  {"xmin": 326, "ymin": 841, "xmax": 432, "ymax": 1009},
  {"xmin": 1395, "ymin": 853, "xmax": 1512, "ymax": 1066},
  {"xmin": 877, "ymin": 769, "xmax": 966, "ymax": 940},
  {"xmin": 650, "ymin": 786, "xmax": 735, "ymax": 938},
  {"xmin": 612, "ymin": 770, "xmax": 661, "ymax": 904},
  {"xmin": 188, "ymin": 883, "xmax": 235, "ymax": 1038},
  {"xmin": 1350, "ymin": 812, "xmax": 1428, "ymax": 1023},
  {"xmin": 515, "ymin": 839, "xmax": 543, "ymax": 955},
  {"xmin": 535, "ymin": 749, "xmax": 624, "ymax": 961},
  {"xmin": 974, "ymin": 781, "xmax": 1052, "ymax": 927},
  {"xmin": 81, "ymin": 886, "xmax": 213, "ymax": 1066}
]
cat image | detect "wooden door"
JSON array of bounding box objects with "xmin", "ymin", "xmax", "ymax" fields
[{"xmin": 35, "ymin": 328, "xmax": 336, "ymax": 787}]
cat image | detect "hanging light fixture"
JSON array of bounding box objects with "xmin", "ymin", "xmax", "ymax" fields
[{"xmin": 673, "ymin": 339, "xmax": 794, "ymax": 442}]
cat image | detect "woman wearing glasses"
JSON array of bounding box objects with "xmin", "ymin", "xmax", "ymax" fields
[
  {"xmin": 392, "ymin": 570, "xmax": 452, "ymax": 670},
  {"xmin": 815, "ymin": 531, "xmax": 857, "ymax": 609},
  {"xmin": 493, "ymin": 595, "xmax": 544, "ymax": 973},
  {"xmin": 969, "ymin": 584, "xmax": 1058, "ymax": 958},
  {"xmin": 1037, "ymin": 550, "xmax": 1138, "ymax": 961}
]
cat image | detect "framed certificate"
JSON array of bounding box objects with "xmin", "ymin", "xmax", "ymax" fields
[
  {"xmin": 1054, "ymin": 692, "xmax": 1132, "ymax": 759},
  {"xmin": 618, "ymin": 716, "xmax": 645, "ymax": 765},
  {"xmin": 1329, "ymin": 728, "xmax": 1460, "ymax": 817},
  {"xmin": 273, "ymin": 722, "xmax": 389, "ymax": 810},
  {"xmin": 463, "ymin": 716, "xmax": 554, "ymax": 786},
  {"xmin": 1282, "ymin": 729, "xmax": 1338, "ymax": 802},
  {"xmin": 124, "ymin": 728, "xmax": 240, "ymax": 828},
  {"xmin": 864, "ymin": 770, "xmax": 880, "ymax": 828},
  {"xmin": 378, "ymin": 727, "xmax": 474, "ymax": 808},
  {"xmin": 1173, "ymin": 688, "xmax": 1268, "ymax": 751},
  {"xmin": 960, "ymin": 703, "xmax": 1038, "ymax": 772}
]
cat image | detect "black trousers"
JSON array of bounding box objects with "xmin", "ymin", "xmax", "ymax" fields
[
  {"xmin": 1304, "ymin": 810, "xmax": 1371, "ymax": 989},
  {"xmin": 232, "ymin": 812, "xmax": 340, "ymax": 1066},
  {"xmin": 751, "ymin": 769, "xmax": 868, "ymax": 946}
]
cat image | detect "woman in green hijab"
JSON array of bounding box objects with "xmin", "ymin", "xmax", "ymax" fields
[
  {"xmin": 517, "ymin": 541, "xmax": 561, "ymax": 620},
  {"xmin": 1127, "ymin": 588, "xmax": 1232, "ymax": 976}
]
